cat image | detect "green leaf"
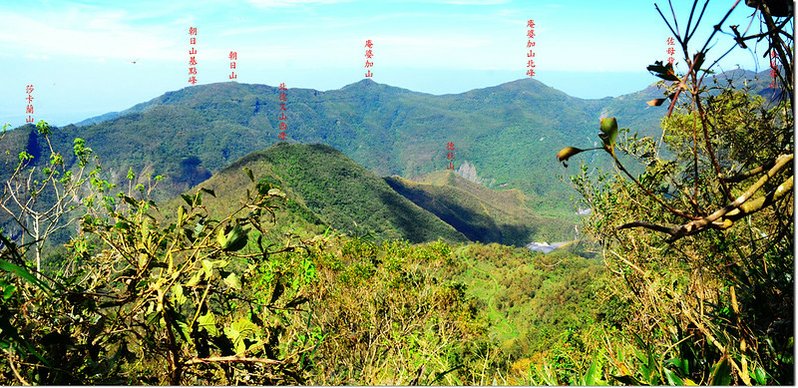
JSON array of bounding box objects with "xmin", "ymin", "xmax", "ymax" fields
[
  {"xmin": 224, "ymin": 317, "xmax": 258, "ymax": 355},
  {"xmin": 202, "ymin": 259, "xmax": 214, "ymax": 279},
  {"xmin": 198, "ymin": 312, "xmax": 218, "ymax": 337},
  {"xmin": 216, "ymin": 227, "xmax": 227, "ymax": 247},
  {"xmin": 598, "ymin": 117, "xmax": 619, "ymax": 156},
  {"xmin": 284, "ymin": 295, "xmax": 308, "ymax": 309},
  {"xmin": 177, "ymin": 205, "xmax": 185, "ymax": 227},
  {"xmin": 170, "ymin": 284, "xmax": 187, "ymax": 306},
  {"xmin": 0, "ymin": 280, "xmax": 16, "ymax": 301},
  {"xmin": 200, "ymin": 187, "xmax": 216, "ymax": 197},
  {"xmin": 181, "ymin": 193, "xmax": 194, "ymax": 207},
  {"xmin": 709, "ymin": 357, "xmax": 732, "ymax": 386},
  {"xmin": 0, "ymin": 259, "xmax": 53, "ymax": 295},
  {"xmin": 245, "ymin": 167, "xmax": 255, "ymax": 182},
  {"xmin": 223, "ymin": 272, "xmax": 242, "ymax": 290},
  {"xmin": 185, "ymin": 271, "xmax": 203, "ymax": 287},
  {"xmin": 753, "ymin": 367, "xmax": 767, "ymax": 385},
  {"xmin": 138, "ymin": 253, "xmax": 149, "ymax": 270},
  {"xmin": 175, "ymin": 318, "xmax": 193, "ymax": 344},
  {"xmin": 219, "ymin": 225, "xmax": 248, "ymax": 252},
  {"xmin": 611, "ymin": 375, "xmax": 643, "ymax": 385},
  {"xmin": 663, "ymin": 368, "xmax": 684, "ymax": 386},
  {"xmin": 35, "ymin": 120, "xmax": 51, "ymax": 135},
  {"xmin": 665, "ymin": 357, "xmax": 689, "ymax": 376},
  {"xmin": 583, "ymin": 358, "xmax": 605, "ymax": 385},
  {"xmin": 193, "ymin": 222, "xmax": 205, "ymax": 238},
  {"xmin": 556, "ymin": 146, "xmax": 585, "ymax": 167}
]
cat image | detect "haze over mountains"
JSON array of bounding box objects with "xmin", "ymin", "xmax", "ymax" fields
[{"xmin": 1, "ymin": 70, "xmax": 775, "ymax": 244}]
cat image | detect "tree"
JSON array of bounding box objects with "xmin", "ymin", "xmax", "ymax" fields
[
  {"xmin": 0, "ymin": 120, "xmax": 96, "ymax": 275},
  {"xmin": 0, "ymin": 163, "xmax": 317, "ymax": 384},
  {"xmin": 559, "ymin": 0, "xmax": 793, "ymax": 384}
]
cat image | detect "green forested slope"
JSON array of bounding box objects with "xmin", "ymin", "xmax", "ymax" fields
[{"xmin": 185, "ymin": 142, "xmax": 467, "ymax": 243}]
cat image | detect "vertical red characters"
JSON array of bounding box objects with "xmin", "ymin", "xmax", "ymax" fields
[
  {"xmin": 24, "ymin": 84, "xmax": 35, "ymax": 124},
  {"xmin": 769, "ymin": 50, "xmax": 778, "ymax": 88},
  {"xmin": 526, "ymin": 20, "xmax": 536, "ymax": 77},
  {"xmin": 446, "ymin": 142, "xmax": 455, "ymax": 170},
  {"xmin": 188, "ymin": 26, "xmax": 198, "ymax": 85},
  {"xmin": 229, "ymin": 51, "xmax": 238, "ymax": 80},
  {"xmin": 364, "ymin": 39, "xmax": 374, "ymax": 78},
  {"xmin": 666, "ymin": 36, "xmax": 676, "ymax": 65},
  {"xmin": 278, "ymin": 82, "xmax": 288, "ymax": 141}
]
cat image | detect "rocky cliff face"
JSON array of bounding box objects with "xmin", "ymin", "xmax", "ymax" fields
[{"xmin": 456, "ymin": 160, "xmax": 494, "ymax": 186}]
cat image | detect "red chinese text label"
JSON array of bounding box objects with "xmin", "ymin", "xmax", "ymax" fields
[
  {"xmin": 278, "ymin": 82, "xmax": 288, "ymax": 140},
  {"xmin": 188, "ymin": 27, "xmax": 198, "ymax": 85},
  {"xmin": 446, "ymin": 142, "xmax": 455, "ymax": 170},
  {"xmin": 666, "ymin": 36, "xmax": 676, "ymax": 65},
  {"xmin": 770, "ymin": 50, "xmax": 778, "ymax": 88},
  {"xmin": 526, "ymin": 20, "xmax": 536, "ymax": 77},
  {"xmin": 364, "ymin": 39, "xmax": 374, "ymax": 78},
  {"xmin": 25, "ymin": 84, "xmax": 34, "ymax": 124},
  {"xmin": 229, "ymin": 51, "xmax": 238, "ymax": 80}
]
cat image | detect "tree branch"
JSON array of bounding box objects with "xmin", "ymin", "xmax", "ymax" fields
[
  {"xmin": 617, "ymin": 221, "xmax": 678, "ymax": 235},
  {"xmin": 618, "ymin": 154, "xmax": 793, "ymax": 241},
  {"xmin": 6, "ymin": 351, "xmax": 29, "ymax": 386},
  {"xmin": 184, "ymin": 355, "xmax": 283, "ymax": 365}
]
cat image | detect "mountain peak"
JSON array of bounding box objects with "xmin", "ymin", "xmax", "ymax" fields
[{"xmin": 340, "ymin": 78, "xmax": 414, "ymax": 95}]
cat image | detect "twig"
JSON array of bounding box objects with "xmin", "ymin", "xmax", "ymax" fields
[
  {"xmin": 719, "ymin": 163, "xmax": 769, "ymax": 183},
  {"xmin": 611, "ymin": 154, "xmax": 698, "ymax": 220},
  {"xmin": 617, "ymin": 221, "xmax": 675, "ymax": 235},
  {"xmin": 619, "ymin": 154, "xmax": 793, "ymax": 241},
  {"xmin": 184, "ymin": 355, "xmax": 283, "ymax": 365},
  {"xmin": 6, "ymin": 351, "xmax": 30, "ymax": 386}
]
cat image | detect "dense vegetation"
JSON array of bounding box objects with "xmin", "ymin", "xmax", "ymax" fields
[
  {"xmin": 556, "ymin": 0, "xmax": 794, "ymax": 384},
  {"xmin": 0, "ymin": 130, "xmax": 609, "ymax": 383}
]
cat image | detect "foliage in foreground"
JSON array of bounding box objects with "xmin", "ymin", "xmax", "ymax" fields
[
  {"xmin": 0, "ymin": 167, "xmax": 611, "ymax": 384},
  {"xmin": 0, "ymin": 123, "xmax": 613, "ymax": 384},
  {"xmin": 557, "ymin": 0, "xmax": 793, "ymax": 384}
]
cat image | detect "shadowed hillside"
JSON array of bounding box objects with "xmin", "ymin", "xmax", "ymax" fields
[{"xmin": 386, "ymin": 170, "xmax": 574, "ymax": 245}]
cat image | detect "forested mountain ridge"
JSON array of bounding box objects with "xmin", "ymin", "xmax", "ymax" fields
[
  {"xmin": 180, "ymin": 142, "xmax": 468, "ymax": 244},
  {"xmin": 3, "ymin": 76, "xmax": 662, "ymax": 211},
  {"xmin": 0, "ymin": 69, "xmax": 777, "ymax": 241}
]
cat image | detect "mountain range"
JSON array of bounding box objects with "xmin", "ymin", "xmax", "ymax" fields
[{"xmin": 0, "ymin": 69, "xmax": 775, "ymax": 244}]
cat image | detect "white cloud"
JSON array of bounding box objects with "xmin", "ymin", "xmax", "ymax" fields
[
  {"xmin": 246, "ymin": 0, "xmax": 350, "ymax": 8},
  {"xmin": 0, "ymin": 8, "xmax": 181, "ymax": 62},
  {"xmin": 443, "ymin": 0, "xmax": 509, "ymax": 5}
]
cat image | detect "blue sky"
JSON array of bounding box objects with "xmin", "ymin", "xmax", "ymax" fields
[{"xmin": 0, "ymin": 0, "xmax": 775, "ymax": 126}]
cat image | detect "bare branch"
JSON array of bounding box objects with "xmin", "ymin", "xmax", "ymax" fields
[
  {"xmin": 6, "ymin": 351, "xmax": 30, "ymax": 386},
  {"xmin": 185, "ymin": 356, "xmax": 283, "ymax": 366},
  {"xmin": 617, "ymin": 221, "xmax": 678, "ymax": 235},
  {"xmin": 611, "ymin": 153, "xmax": 700, "ymax": 221}
]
